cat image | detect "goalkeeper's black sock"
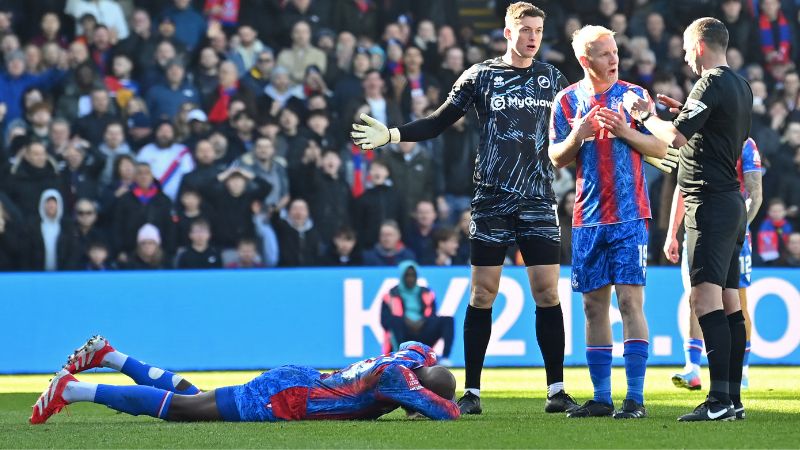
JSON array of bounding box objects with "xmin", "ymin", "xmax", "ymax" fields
[
  {"xmin": 727, "ymin": 310, "xmax": 746, "ymax": 404},
  {"xmin": 535, "ymin": 304, "xmax": 565, "ymax": 387},
  {"xmin": 698, "ymin": 310, "xmax": 731, "ymax": 404},
  {"xmin": 463, "ymin": 305, "xmax": 492, "ymax": 391}
]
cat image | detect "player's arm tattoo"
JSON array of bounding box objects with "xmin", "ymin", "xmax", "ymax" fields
[{"xmin": 743, "ymin": 171, "xmax": 763, "ymax": 225}]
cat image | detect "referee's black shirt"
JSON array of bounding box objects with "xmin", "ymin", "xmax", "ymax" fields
[{"xmin": 673, "ymin": 66, "xmax": 753, "ymax": 196}]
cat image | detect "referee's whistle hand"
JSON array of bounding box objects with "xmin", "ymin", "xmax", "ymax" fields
[
  {"xmin": 657, "ymin": 94, "xmax": 683, "ymax": 114},
  {"xmin": 663, "ymin": 237, "xmax": 680, "ymax": 264}
]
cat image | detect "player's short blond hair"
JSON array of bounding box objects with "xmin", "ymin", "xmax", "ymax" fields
[
  {"xmin": 571, "ymin": 25, "xmax": 616, "ymax": 58},
  {"xmin": 505, "ymin": 2, "xmax": 546, "ymax": 28}
]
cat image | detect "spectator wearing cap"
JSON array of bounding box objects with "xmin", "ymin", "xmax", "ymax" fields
[
  {"xmin": 276, "ymin": 20, "xmax": 327, "ymax": 84},
  {"xmin": 75, "ymin": 88, "xmax": 119, "ymax": 146},
  {"xmin": 145, "ymin": 59, "xmax": 200, "ymax": 122},
  {"xmin": 205, "ymin": 61, "xmax": 258, "ymax": 125},
  {"xmin": 182, "ymin": 108, "xmax": 211, "ymax": 151},
  {"xmin": 124, "ymin": 223, "xmax": 169, "ymax": 270},
  {"xmin": 0, "ymin": 50, "xmax": 66, "ymax": 126},
  {"xmin": 241, "ymin": 49, "xmax": 275, "ymax": 97},
  {"xmin": 23, "ymin": 188, "xmax": 80, "ymax": 271},
  {"xmin": 65, "ymin": 0, "xmax": 129, "ymax": 40},
  {"xmin": 235, "ymin": 136, "xmax": 290, "ymax": 216},
  {"xmin": 206, "ymin": 166, "xmax": 271, "ymax": 252},
  {"xmin": 163, "ymin": 0, "xmax": 207, "ymax": 52},
  {"xmin": 331, "ymin": 0, "xmax": 378, "ymax": 39},
  {"xmin": 136, "ymin": 121, "xmax": 194, "ymax": 201},
  {"xmin": 5, "ymin": 141, "xmax": 61, "ymax": 220},
  {"xmin": 113, "ymin": 162, "xmax": 174, "ymax": 259},
  {"xmin": 272, "ymin": 197, "xmax": 322, "ymax": 267}
]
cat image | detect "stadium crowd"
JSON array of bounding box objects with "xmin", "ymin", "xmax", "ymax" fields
[{"xmin": 0, "ymin": 0, "xmax": 799, "ymax": 272}]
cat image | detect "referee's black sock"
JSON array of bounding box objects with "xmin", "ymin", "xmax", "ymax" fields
[
  {"xmin": 698, "ymin": 309, "xmax": 731, "ymax": 404},
  {"xmin": 535, "ymin": 304, "xmax": 565, "ymax": 387},
  {"xmin": 727, "ymin": 310, "xmax": 747, "ymax": 404},
  {"xmin": 463, "ymin": 305, "xmax": 492, "ymax": 391}
]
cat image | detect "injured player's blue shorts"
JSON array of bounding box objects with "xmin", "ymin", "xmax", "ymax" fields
[{"xmin": 570, "ymin": 219, "xmax": 648, "ymax": 293}]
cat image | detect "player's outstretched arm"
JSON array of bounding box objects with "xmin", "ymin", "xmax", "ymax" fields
[
  {"xmin": 624, "ymin": 92, "xmax": 688, "ymax": 149},
  {"xmin": 350, "ymin": 102, "xmax": 465, "ymax": 150},
  {"xmin": 664, "ymin": 185, "xmax": 685, "ymax": 264}
]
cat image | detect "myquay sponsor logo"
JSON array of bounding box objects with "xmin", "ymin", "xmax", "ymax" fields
[{"xmin": 491, "ymin": 95, "xmax": 553, "ymax": 111}]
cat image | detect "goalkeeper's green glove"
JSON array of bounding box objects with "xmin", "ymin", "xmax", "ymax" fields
[
  {"xmin": 350, "ymin": 113, "xmax": 401, "ymax": 150},
  {"xmin": 644, "ymin": 147, "xmax": 679, "ymax": 173}
]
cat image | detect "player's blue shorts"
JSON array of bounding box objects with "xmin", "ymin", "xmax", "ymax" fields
[
  {"xmin": 571, "ymin": 219, "xmax": 648, "ymax": 293},
  {"xmin": 681, "ymin": 228, "xmax": 752, "ymax": 288},
  {"xmin": 215, "ymin": 365, "xmax": 320, "ymax": 422}
]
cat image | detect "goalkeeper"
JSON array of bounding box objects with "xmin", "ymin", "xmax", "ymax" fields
[{"xmin": 548, "ymin": 25, "xmax": 671, "ymax": 419}]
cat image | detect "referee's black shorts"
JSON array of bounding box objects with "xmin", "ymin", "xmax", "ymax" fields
[{"xmin": 684, "ymin": 191, "xmax": 746, "ymax": 289}]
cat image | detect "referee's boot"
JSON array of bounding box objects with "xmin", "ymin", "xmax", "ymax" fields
[
  {"xmin": 457, "ymin": 392, "xmax": 482, "ymax": 415},
  {"xmin": 613, "ymin": 399, "xmax": 647, "ymax": 419},
  {"xmin": 566, "ymin": 400, "xmax": 614, "ymax": 418},
  {"xmin": 677, "ymin": 396, "xmax": 736, "ymax": 422},
  {"xmin": 544, "ymin": 390, "xmax": 579, "ymax": 413},
  {"xmin": 734, "ymin": 400, "xmax": 746, "ymax": 420}
]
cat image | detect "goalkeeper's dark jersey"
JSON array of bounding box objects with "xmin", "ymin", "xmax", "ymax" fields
[{"xmin": 447, "ymin": 58, "xmax": 568, "ymax": 212}]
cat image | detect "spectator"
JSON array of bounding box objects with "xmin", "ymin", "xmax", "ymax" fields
[
  {"xmin": 178, "ymin": 139, "xmax": 224, "ymax": 200},
  {"xmin": 174, "ymin": 218, "xmax": 223, "ymax": 269},
  {"xmin": 0, "ymin": 50, "xmax": 65, "ymax": 126},
  {"xmin": 350, "ymin": 70, "xmax": 402, "ymax": 130},
  {"xmin": 437, "ymin": 115, "xmax": 477, "ymax": 225},
  {"xmin": 124, "ymin": 97, "xmax": 153, "ymax": 148},
  {"xmin": 432, "ymin": 227, "xmax": 461, "ymax": 266},
  {"xmin": 308, "ymin": 149, "xmax": 352, "ymax": 244},
  {"xmin": 206, "ymin": 61, "xmax": 257, "ymax": 125},
  {"xmin": 332, "ymin": 48, "xmax": 370, "ymax": 116},
  {"xmin": 206, "ymin": 167, "xmax": 271, "ymax": 251},
  {"xmin": 353, "ymin": 159, "xmax": 404, "ymax": 248},
  {"xmin": 136, "ymin": 121, "xmax": 194, "ymax": 201},
  {"xmin": 85, "ymin": 240, "xmax": 117, "ymax": 270},
  {"xmin": 174, "ymin": 188, "xmax": 214, "ymax": 250},
  {"xmin": 384, "ymin": 141, "xmax": 435, "ymax": 223},
  {"xmin": 112, "ymin": 162, "xmax": 174, "ymax": 259},
  {"xmin": 558, "ymin": 191, "xmax": 576, "ymax": 266},
  {"xmin": 0, "ymin": 199, "xmax": 23, "ymax": 270},
  {"xmin": 163, "ymin": 0, "xmax": 207, "ymax": 52},
  {"xmin": 322, "ymin": 225, "xmax": 362, "ymax": 266},
  {"xmin": 331, "ymin": 0, "xmax": 378, "ymax": 39},
  {"xmin": 24, "ymin": 189, "xmax": 79, "ymax": 271},
  {"xmin": 231, "ymin": 24, "xmax": 267, "ymax": 72},
  {"xmin": 5, "ymin": 140, "xmax": 61, "ymax": 220},
  {"xmin": 56, "ymin": 61, "xmax": 102, "ymax": 122},
  {"xmin": 780, "ymin": 232, "xmax": 800, "ymax": 266},
  {"xmin": 224, "ymin": 110, "xmax": 257, "ymax": 162},
  {"xmin": 380, "ymin": 260, "xmax": 454, "ymax": 365},
  {"xmin": 145, "ymin": 60, "xmax": 200, "ymax": 121},
  {"xmin": 124, "ymin": 223, "xmax": 168, "ymax": 270},
  {"xmin": 276, "ymin": 20, "xmax": 327, "ymax": 84},
  {"xmin": 60, "ymin": 141, "xmax": 105, "ymax": 210},
  {"xmin": 235, "ymin": 136, "xmax": 290, "ymax": 216},
  {"xmin": 241, "ymin": 48, "xmax": 275, "ymax": 96},
  {"xmin": 719, "ymin": 0, "xmax": 759, "ymax": 63},
  {"xmin": 30, "ymin": 12, "xmax": 69, "ymax": 49},
  {"xmin": 73, "ymin": 197, "xmax": 107, "ymax": 261},
  {"xmin": 405, "ymin": 200, "xmax": 439, "ymax": 266},
  {"xmin": 140, "ymin": 40, "xmax": 180, "ymax": 93},
  {"xmin": 97, "ymin": 121, "xmax": 132, "ymax": 188},
  {"xmin": 757, "ymin": 0, "xmax": 796, "ymax": 71},
  {"xmin": 204, "ymin": 0, "xmax": 240, "ymax": 28},
  {"xmin": 251, "ymin": 202, "xmax": 280, "ymax": 267},
  {"xmin": 89, "ymin": 25, "xmax": 114, "ymax": 75},
  {"xmin": 116, "ymin": 9, "xmax": 158, "ymax": 77},
  {"xmin": 273, "ymin": 197, "xmax": 322, "ymax": 267},
  {"xmin": 104, "ymin": 54, "xmax": 140, "ymax": 110},
  {"xmin": 74, "ymin": 88, "xmax": 118, "ymax": 145},
  {"xmin": 25, "ymin": 101, "xmax": 54, "ymax": 145},
  {"xmin": 66, "ymin": 0, "xmax": 129, "ymax": 40},
  {"xmin": 225, "ymin": 237, "xmax": 266, "ymax": 269},
  {"xmin": 263, "ymin": 66, "xmax": 304, "ymax": 115},
  {"xmin": 363, "ymin": 219, "xmax": 416, "ymax": 266},
  {"xmin": 758, "ymin": 198, "xmax": 793, "ymax": 263}
]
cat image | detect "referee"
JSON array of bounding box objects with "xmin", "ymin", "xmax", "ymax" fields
[{"xmin": 627, "ymin": 17, "xmax": 752, "ymax": 421}]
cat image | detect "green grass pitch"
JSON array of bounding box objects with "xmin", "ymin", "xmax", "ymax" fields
[{"xmin": 2, "ymin": 367, "xmax": 798, "ymax": 448}]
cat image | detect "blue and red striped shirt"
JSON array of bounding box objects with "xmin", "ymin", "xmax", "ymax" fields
[{"xmin": 550, "ymin": 80, "xmax": 652, "ymax": 227}]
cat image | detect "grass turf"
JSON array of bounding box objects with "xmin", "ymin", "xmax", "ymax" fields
[{"xmin": 2, "ymin": 367, "xmax": 799, "ymax": 448}]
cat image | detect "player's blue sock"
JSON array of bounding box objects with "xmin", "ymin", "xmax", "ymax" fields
[
  {"xmin": 623, "ymin": 339, "xmax": 649, "ymax": 404},
  {"xmin": 94, "ymin": 384, "xmax": 174, "ymax": 419},
  {"xmin": 120, "ymin": 357, "xmax": 200, "ymax": 395},
  {"xmin": 743, "ymin": 340, "xmax": 751, "ymax": 367},
  {"xmin": 586, "ymin": 346, "xmax": 612, "ymax": 405},
  {"xmin": 685, "ymin": 338, "xmax": 703, "ymax": 371}
]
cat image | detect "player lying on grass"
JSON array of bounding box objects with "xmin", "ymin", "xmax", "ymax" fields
[{"xmin": 30, "ymin": 336, "xmax": 459, "ymax": 424}]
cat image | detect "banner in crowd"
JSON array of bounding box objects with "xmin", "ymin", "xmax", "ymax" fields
[{"xmin": 4, "ymin": 267, "xmax": 799, "ymax": 373}]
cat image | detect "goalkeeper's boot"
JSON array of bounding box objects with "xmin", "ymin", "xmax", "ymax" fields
[
  {"xmin": 457, "ymin": 392, "xmax": 482, "ymax": 415},
  {"xmin": 30, "ymin": 369, "xmax": 76, "ymax": 424},
  {"xmin": 613, "ymin": 399, "xmax": 647, "ymax": 419},
  {"xmin": 734, "ymin": 400, "xmax": 746, "ymax": 420},
  {"xmin": 677, "ymin": 395, "xmax": 735, "ymax": 422},
  {"xmin": 671, "ymin": 369, "xmax": 702, "ymax": 390},
  {"xmin": 545, "ymin": 390, "xmax": 579, "ymax": 413},
  {"xmin": 63, "ymin": 335, "xmax": 116, "ymax": 374},
  {"xmin": 566, "ymin": 400, "xmax": 614, "ymax": 418}
]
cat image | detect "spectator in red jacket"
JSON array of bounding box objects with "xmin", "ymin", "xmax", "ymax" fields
[{"xmin": 758, "ymin": 198, "xmax": 793, "ymax": 263}]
